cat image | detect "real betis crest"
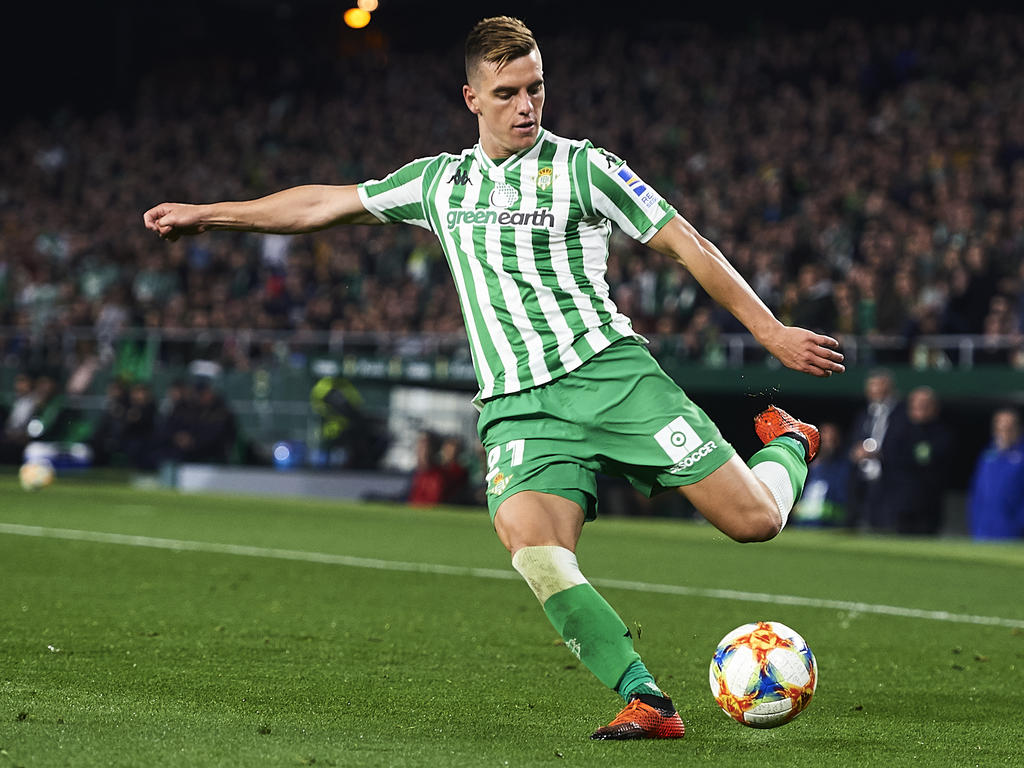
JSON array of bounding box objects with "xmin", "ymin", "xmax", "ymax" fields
[
  {"xmin": 488, "ymin": 471, "xmax": 513, "ymax": 496},
  {"xmin": 536, "ymin": 166, "xmax": 553, "ymax": 191}
]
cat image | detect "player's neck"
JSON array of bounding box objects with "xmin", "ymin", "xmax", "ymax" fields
[
  {"xmin": 479, "ymin": 131, "xmax": 541, "ymax": 163},
  {"xmin": 481, "ymin": 139, "xmax": 516, "ymax": 163}
]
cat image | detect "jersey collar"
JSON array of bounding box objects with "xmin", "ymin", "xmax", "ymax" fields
[{"xmin": 474, "ymin": 128, "xmax": 547, "ymax": 174}]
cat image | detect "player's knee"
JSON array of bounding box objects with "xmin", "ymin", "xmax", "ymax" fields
[{"xmin": 727, "ymin": 502, "xmax": 782, "ymax": 543}]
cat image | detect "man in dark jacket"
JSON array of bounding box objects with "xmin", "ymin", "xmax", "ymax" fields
[
  {"xmin": 881, "ymin": 387, "xmax": 953, "ymax": 535},
  {"xmin": 846, "ymin": 369, "xmax": 903, "ymax": 530},
  {"xmin": 163, "ymin": 378, "xmax": 237, "ymax": 464}
]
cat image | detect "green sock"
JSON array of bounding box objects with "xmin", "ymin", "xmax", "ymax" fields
[
  {"xmin": 542, "ymin": 583, "xmax": 643, "ymax": 691},
  {"xmin": 616, "ymin": 659, "xmax": 664, "ymax": 700}
]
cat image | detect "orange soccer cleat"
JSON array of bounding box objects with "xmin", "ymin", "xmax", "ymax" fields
[
  {"xmin": 590, "ymin": 694, "xmax": 686, "ymax": 740},
  {"xmin": 754, "ymin": 405, "xmax": 821, "ymax": 463}
]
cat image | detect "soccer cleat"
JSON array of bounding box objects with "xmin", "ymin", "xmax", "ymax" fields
[
  {"xmin": 754, "ymin": 405, "xmax": 820, "ymax": 463},
  {"xmin": 590, "ymin": 694, "xmax": 685, "ymax": 740}
]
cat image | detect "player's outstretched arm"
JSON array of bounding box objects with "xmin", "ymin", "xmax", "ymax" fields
[
  {"xmin": 143, "ymin": 184, "xmax": 381, "ymax": 241},
  {"xmin": 648, "ymin": 215, "xmax": 845, "ymax": 378}
]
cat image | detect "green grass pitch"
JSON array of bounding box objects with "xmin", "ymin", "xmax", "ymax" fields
[{"xmin": 2, "ymin": 477, "xmax": 1023, "ymax": 767}]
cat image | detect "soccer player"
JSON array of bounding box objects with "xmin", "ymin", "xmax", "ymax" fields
[{"xmin": 143, "ymin": 16, "xmax": 844, "ymax": 740}]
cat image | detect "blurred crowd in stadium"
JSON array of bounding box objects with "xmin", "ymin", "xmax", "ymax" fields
[
  {"xmin": 2, "ymin": 13, "xmax": 1023, "ymax": 370},
  {"xmin": 1, "ymin": 12, "xmax": 1023, "ymax": 536}
]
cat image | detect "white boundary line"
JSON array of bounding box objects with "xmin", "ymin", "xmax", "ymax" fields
[{"xmin": 3, "ymin": 522, "xmax": 1023, "ymax": 630}]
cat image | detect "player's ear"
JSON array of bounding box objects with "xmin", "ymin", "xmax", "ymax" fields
[{"xmin": 463, "ymin": 84, "xmax": 480, "ymax": 115}]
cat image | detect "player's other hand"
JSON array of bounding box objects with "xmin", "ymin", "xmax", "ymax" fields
[
  {"xmin": 143, "ymin": 203, "xmax": 206, "ymax": 241},
  {"xmin": 763, "ymin": 326, "xmax": 845, "ymax": 378}
]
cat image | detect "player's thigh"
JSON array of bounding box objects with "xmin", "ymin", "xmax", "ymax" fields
[
  {"xmin": 677, "ymin": 454, "xmax": 779, "ymax": 542},
  {"xmin": 493, "ymin": 490, "xmax": 585, "ymax": 555},
  {"xmin": 478, "ymin": 384, "xmax": 600, "ymax": 523},
  {"xmin": 580, "ymin": 343, "xmax": 735, "ymax": 494}
]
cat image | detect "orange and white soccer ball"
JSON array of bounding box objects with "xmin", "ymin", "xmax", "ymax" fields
[
  {"xmin": 19, "ymin": 458, "xmax": 55, "ymax": 491},
  {"xmin": 709, "ymin": 620, "xmax": 817, "ymax": 728}
]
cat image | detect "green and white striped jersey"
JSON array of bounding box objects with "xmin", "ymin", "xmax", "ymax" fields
[{"xmin": 357, "ymin": 128, "xmax": 676, "ymax": 401}]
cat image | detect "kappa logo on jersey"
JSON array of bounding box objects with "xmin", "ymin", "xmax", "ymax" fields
[
  {"xmin": 654, "ymin": 416, "xmax": 706, "ymax": 463},
  {"xmin": 615, "ymin": 165, "xmax": 662, "ymax": 211},
  {"xmin": 448, "ymin": 169, "xmax": 472, "ymax": 185}
]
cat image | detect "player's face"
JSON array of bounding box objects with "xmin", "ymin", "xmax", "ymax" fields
[{"xmin": 464, "ymin": 48, "xmax": 545, "ymax": 160}]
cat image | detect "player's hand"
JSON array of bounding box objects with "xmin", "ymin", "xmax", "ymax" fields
[
  {"xmin": 143, "ymin": 203, "xmax": 207, "ymax": 241},
  {"xmin": 762, "ymin": 326, "xmax": 845, "ymax": 377}
]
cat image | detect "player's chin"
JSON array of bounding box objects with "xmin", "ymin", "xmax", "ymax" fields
[{"xmin": 509, "ymin": 126, "xmax": 538, "ymax": 146}]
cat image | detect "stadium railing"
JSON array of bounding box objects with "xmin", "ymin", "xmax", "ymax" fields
[
  {"xmin": 3, "ymin": 326, "xmax": 1022, "ymax": 372},
  {"xmin": 2, "ymin": 327, "xmax": 1020, "ymax": 458}
]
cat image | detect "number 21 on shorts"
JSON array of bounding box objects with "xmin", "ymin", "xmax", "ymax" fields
[{"xmin": 486, "ymin": 439, "xmax": 524, "ymax": 496}]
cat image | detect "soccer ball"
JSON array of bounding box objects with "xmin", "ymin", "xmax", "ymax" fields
[
  {"xmin": 19, "ymin": 458, "xmax": 55, "ymax": 491},
  {"xmin": 709, "ymin": 620, "xmax": 817, "ymax": 728}
]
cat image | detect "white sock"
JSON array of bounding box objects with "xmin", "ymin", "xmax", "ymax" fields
[
  {"xmin": 511, "ymin": 545, "xmax": 588, "ymax": 604},
  {"xmin": 751, "ymin": 461, "xmax": 796, "ymax": 529}
]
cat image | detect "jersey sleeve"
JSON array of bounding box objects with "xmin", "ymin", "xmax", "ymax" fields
[
  {"xmin": 357, "ymin": 156, "xmax": 442, "ymax": 231},
  {"xmin": 581, "ymin": 146, "xmax": 677, "ymax": 242}
]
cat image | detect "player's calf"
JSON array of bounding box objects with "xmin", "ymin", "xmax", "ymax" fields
[
  {"xmin": 747, "ymin": 406, "xmax": 820, "ymax": 532},
  {"xmin": 675, "ymin": 455, "xmax": 784, "ymax": 543}
]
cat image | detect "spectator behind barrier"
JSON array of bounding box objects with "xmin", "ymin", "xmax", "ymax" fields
[
  {"xmin": 0, "ymin": 374, "xmax": 63, "ymax": 464},
  {"xmin": 439, "ymin": 435, "xmax": 470, "ymax": 505},
  {"xmin": 793, "ymin": 422, "xmax": 848, "ymax": 526},
  {"xmin": 878, "ymin": 387, "xmax": 954, "ymax": 535},
  {"xmin": 408, "ymin": 430, "xmax": 445, "ymax": 506},
  {"xmin": 310, "ymin": 376, "xmax": 389, "ymax": 469},
  {"xmin": 845, "ymin": 369, "xmax": 903, "ymax": 531},
  {"xmin": 160, "ymin": 377, "xmax": 237, "ymax": 464},
  {"xmin": 968, "ymin": 409, "xmax": 1024, "ymax": 540},
  {"xmin": 407, "ymin": 431, "xmax": 472, "ymax": 506}
]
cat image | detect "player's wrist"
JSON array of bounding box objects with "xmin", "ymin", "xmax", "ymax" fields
[
  {"xmin": 749, "ymin": 317, "xmax": 785, "ymax": 346},
  {"xmin": 198, "ymin": 202, "xmax": 242, "ymax": 231}
]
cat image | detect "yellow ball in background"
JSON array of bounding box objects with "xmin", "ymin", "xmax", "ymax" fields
[{"xmin": 19, "ymin": 459, "xmax": 55, "ymax": 491}]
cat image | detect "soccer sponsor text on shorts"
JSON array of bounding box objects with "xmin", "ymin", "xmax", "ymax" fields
[{"xmin": 669, "ymin": 440, "xmax": 718, "ymax": 473}]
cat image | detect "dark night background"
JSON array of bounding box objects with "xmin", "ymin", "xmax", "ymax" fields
[{"xmin": 4, "ymin": 1, "xmax": 1021, "ymax": 124}]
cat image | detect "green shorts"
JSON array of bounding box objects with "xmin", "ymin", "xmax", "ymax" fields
[{"xmin": 477, "ymin": 339, "xmax": 736, "ymax": 521}]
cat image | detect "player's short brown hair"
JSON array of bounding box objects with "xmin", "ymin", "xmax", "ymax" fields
[{"xmin": 465, "ymin": 16, "xmax": 538, "ymax": 83}]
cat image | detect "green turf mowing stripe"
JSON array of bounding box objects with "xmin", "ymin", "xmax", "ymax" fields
[{"xmin": 2, "ymin": 522, "xmax": 1022, "ymax": 630}]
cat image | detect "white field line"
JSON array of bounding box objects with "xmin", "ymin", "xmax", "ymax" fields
[{"xmin": 3, "ymin": 522, "xmax": 1023, "ymax": 630}]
